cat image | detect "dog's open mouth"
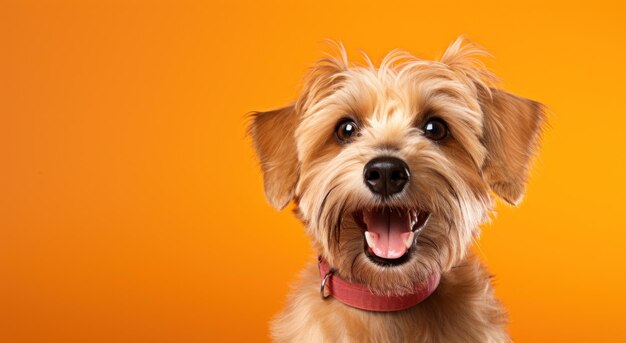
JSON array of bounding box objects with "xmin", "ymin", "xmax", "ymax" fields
[{"xmin": 354, "ymin": 208, "xmax": 430, "ymax": 266}]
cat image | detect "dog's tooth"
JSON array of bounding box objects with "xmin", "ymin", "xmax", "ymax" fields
[
  {"xmin": 404, "ymin": 231, "xmax": 415, "ymax": 249},
  {"xmin": 410, "ymin": 210, "xmax": 417, "ymax": 227},
  {"xmin": 364, "ymin": 231, "xmax": 378, "ymax": 249}
]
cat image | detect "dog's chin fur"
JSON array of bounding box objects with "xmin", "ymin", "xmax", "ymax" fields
[{"xmin": 250, "ymin": 37, "xmax": 545, "ymax": 342}]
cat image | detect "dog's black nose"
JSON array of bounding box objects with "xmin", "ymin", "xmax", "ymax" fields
[{"xmin": 363, "ymin": 157, "xmax": 410, "ymax": 197}]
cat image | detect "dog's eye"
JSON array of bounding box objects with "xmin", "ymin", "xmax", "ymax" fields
[
  {"xmin": 335, "ymin": 119, "xmax": 359, "ymax": 143},
  {"xmin": 422, "ymin": 118, "xmax": 448, "ymax": 141}
]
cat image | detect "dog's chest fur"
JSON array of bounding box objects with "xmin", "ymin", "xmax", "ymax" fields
[{"xmin": 271, "ymin": 253, "xmax": 509, "ymax": 343}]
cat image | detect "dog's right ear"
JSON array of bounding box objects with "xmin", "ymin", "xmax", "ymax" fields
[
  {"xmin": 249, "ymin": 105, "xmax": 300, "ymax": 210},
  {"xmin": 479, "ymin": 89, "xmax": 546, "ymax": 206}
]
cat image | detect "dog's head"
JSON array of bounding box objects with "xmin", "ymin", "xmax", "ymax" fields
[{"xmin": 250, "ymin": 38, "xmax": 545, "ymax": 295}]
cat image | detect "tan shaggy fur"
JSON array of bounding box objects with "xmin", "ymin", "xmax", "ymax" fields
[{"xmin": 249, "ymin": 37, "xmax": 546, "ymax": 342}]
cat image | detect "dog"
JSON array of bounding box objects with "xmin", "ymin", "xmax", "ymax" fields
[{"xmin": 249, "ymin": 37, "xmax": 545, "ymax": 342}]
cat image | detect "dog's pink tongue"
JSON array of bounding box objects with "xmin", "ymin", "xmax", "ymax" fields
[{"xmin": 363, "ymin": 208, "xmax": 412, "ymax": 259}]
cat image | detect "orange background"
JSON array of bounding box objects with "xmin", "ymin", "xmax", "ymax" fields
[{"xmin": 1, "ymin": 1, "xmax": 625, "ymax": 342}]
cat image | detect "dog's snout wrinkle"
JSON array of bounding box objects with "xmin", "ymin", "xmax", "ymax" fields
[{"xmin": 363, "ymin": 157, "xmax": 410, "ymax": 197}]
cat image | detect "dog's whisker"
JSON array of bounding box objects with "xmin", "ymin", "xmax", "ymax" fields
[
  {"xmin": 331, "ymin": 200, "xmax": 348, "ymax": 249},
  {"xmin": 472, "ymin": 236, "xmax": 488, "ymax": 262},
  {"xmin": 417, "ymin": 236, "xmax": 439, "ymax": 251},
  {"xmin": 317, "ymin": 185, "xmax": 338, "ymax": 227}
]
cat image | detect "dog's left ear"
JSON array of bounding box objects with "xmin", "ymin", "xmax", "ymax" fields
[
  {"xmin": 479, "ymin": 89, "xmax": 546, "ymax": 206},
  {"xmin": 249, "ymin": 105, "xmax": 300, "ymax": 210}
]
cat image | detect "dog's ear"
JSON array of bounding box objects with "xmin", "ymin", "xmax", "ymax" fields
[
  {"xmin": 250, "ymin": 41, "xmax": 347, "ymax": 209},
  {"xmin": 441, "ymin": 37, "xmax": 546, "ymax": 205},
  {"xmin": 249, "ymin": 105, "xmax": 300, "ymax": 210},
  {"xmin": 479, "ymin": 89, "xmax": 546, "ymax": 206}
]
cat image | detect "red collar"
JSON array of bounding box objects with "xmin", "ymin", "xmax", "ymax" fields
[{"xmin": 318, "ymin": 257, "xmax": 440, "ymax": 312}]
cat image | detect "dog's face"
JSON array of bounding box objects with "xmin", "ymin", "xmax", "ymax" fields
[{"xmin": 250, "ymin": 38, "xmax": 545, "ymax": 295}]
